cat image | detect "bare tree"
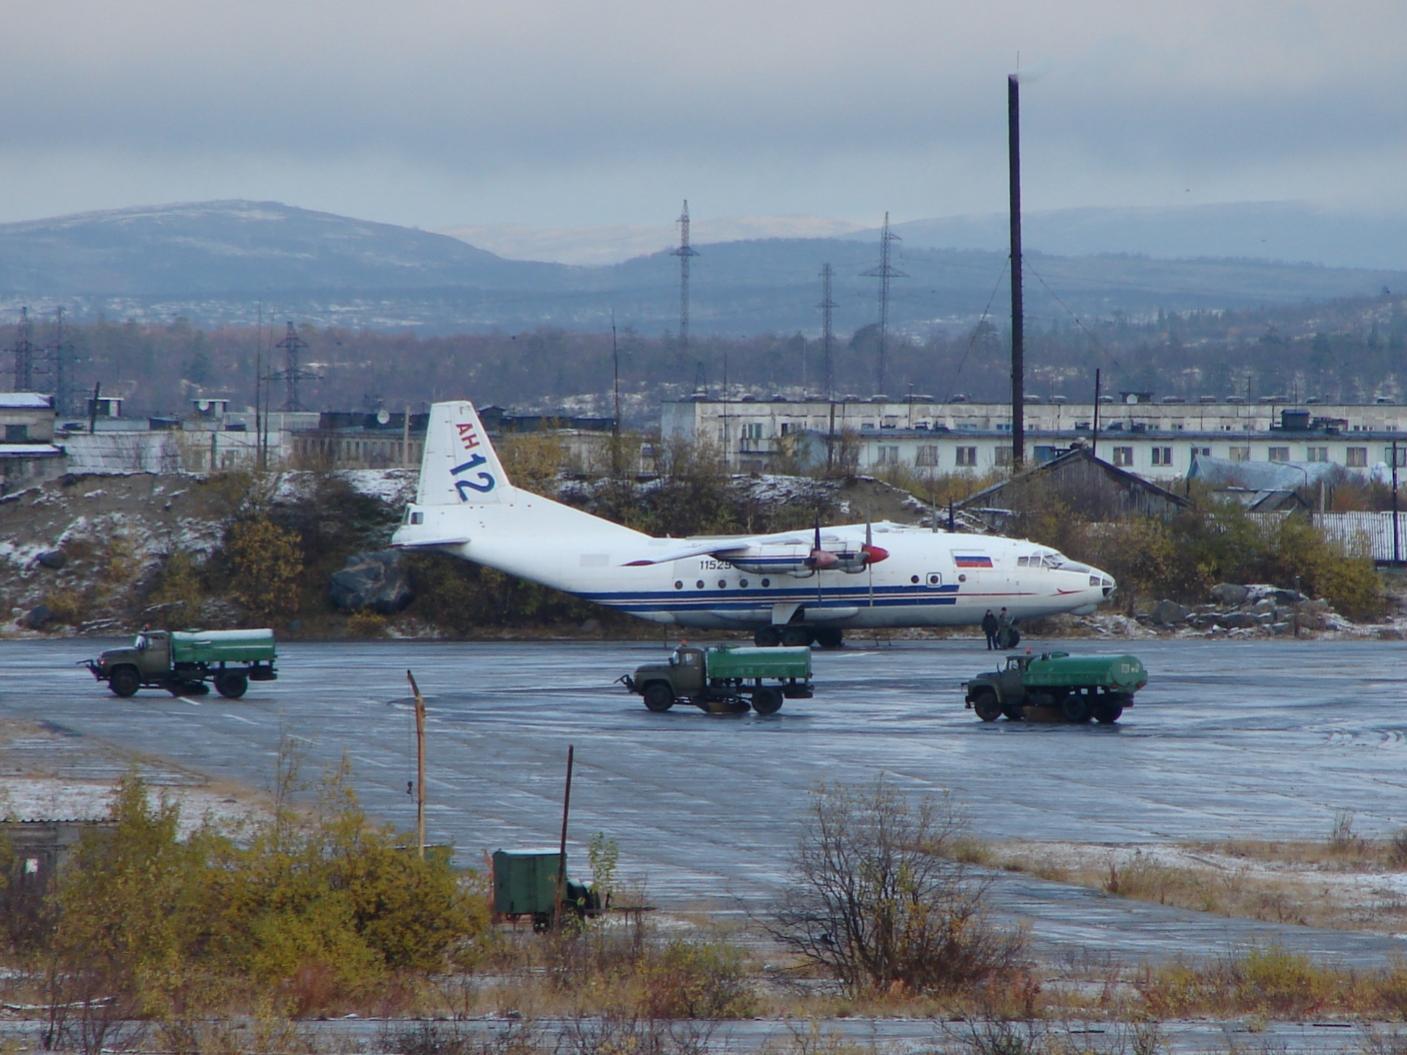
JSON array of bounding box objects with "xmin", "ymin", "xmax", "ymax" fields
[{"xmin": 769, "ymin": 780, "xmax": 1026, "ymax": 995}]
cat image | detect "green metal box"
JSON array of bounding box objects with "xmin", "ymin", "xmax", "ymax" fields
[
  {"xmin": 704, "ymin": 645, "xmax": 811, "ymax": 681},
  {"xmin": 492, "ymin": 849, "xmax": 563, "ymax": 917}
]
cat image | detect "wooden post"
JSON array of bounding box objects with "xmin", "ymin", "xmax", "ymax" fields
[
  {"xmin": 406, "ymin": 670, "xmax": 426, "ymax": 859},
  {"xmin": 553, "ymin": 744, "xmax": 575, "ymax": 931}
]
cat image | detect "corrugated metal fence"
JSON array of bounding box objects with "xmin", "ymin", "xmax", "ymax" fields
[{"xmin": 1315, "ymin": 511, "xmax": 1407, "ymax": 563}]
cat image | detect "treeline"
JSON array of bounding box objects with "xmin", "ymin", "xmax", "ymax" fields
[{"xmin": 28, "ymin": 290, "xmax": 1407, "ymax": 419}]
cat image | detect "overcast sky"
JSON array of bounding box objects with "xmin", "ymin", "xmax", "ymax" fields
[{"xmin": 3, "ymin": 0, "xmax": 1405, "ymax": 232}]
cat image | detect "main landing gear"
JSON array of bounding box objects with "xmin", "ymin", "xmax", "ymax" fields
[{"xmin": 753, "ymin": 626, "xmax": 845, "ymax": 649}]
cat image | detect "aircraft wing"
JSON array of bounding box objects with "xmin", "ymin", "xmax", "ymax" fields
[
  {"xmin": 621, "ymin": 524, "xmax": 888, "ymax": 567},
  {"xmin": 622, "ymin": 530, "xmax": 812, "ymax": 567}
]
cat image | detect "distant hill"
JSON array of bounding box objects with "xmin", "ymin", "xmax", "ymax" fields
[
  {"xmin": 853, "ymin": 202, "xmax": 1407, "ymax": 272},
  {"xmin": 1, "ymin": 200, "xmax": 1404, "ymax": 335},
  {"xmin": 0, "ymin": 200, "xmax": 561, "ymax": 295}
]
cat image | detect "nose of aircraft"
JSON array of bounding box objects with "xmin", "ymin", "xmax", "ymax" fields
[{"xmin": 1091, "ymin": 567, "xmax": 1116, "ymax": 599}]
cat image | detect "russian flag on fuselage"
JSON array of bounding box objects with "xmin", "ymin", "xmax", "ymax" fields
[{"xmin": 952, "ymin": 553, "xmax": 993, "ymax": 568}]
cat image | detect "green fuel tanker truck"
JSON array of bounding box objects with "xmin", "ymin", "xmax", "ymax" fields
[
  {"xmin": 620, "ymin": 644, "xmax": 813, "ymax": 714},
  {"xmin": 86, "ymin": 628, "xmax": 278, "ymax": 699},
  {"xmin": 963, "ymin": 650, "xmax": 1147, "ymax": 724}
]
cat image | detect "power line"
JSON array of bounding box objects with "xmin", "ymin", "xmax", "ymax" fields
[
  {"xmin": 671, "ymin": 200, "xmax": 699, "ymax": 359},
  {"xmin": 860, "ymin": 211, "xmax": 907, "ymax": 394},
  {"xmin": 818, "ymin": 263, "xmax": 836, "ymax": 400}
]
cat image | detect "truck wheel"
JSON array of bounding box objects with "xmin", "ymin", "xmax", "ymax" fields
[
  {"xmin": 109, "ymin": 666, "xmax": 141, "ymax": 698},
  {"xmin": 751, "ymin": 686, "xmax": 783, "ymax": 715},
  {"xmin": 814, "ymin": 627, "xmax": 844, "ymax": 649},
  {"xmin": 753, "ymin": 626, "xmax": 782, "ymax": 647},
  {"xmin": 1093, "ymin": 702, "xmax": 1123, "ymax": 724},
  {"xmin": 971, "ymin": 689, "xmax": 1002, "ymax": 722},
  {"xmin": 780, "ymin": 626, "xmax": 814, "ymax": 647},
  {"xmin": 1061, "ymin": 694, "xmax": 1092, "ymax": 724},
  {"xmin": 1094, "ymin": 694, "xmax": 1129, "ymax": 724},
  {"xmin": 215, "ymin": 672, "xmax": 249, "ymax": 699},
  {"xmin": 642, "ymin": 683, "xmax": 675, "ymax": 712}
]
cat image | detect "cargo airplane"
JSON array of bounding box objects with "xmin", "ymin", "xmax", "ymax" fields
[{"xmin": 391, "ymin": 401, "xmax": 1116, "ymax": 647}]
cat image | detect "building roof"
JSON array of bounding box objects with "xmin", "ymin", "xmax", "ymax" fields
[
  {"xmin": 959, "ymin": 447, "xmax": 1191, "ymax": 509},
  {"xmin": 0, "ymin": 393, "xmax": 54, "ymax": 409},
  {"xmin": 1188, "ymin": 453, "xmax": 1339, "ymax": 489}
]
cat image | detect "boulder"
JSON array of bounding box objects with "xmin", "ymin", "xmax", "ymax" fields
[
  {"xmin": 35, "ymin": 550, "xmax": 67, "ymax": 570},
  {"xmin": 1270, "ymin": 587, "xmax": 1306, "ymax": 605},
  {"xmin": 1150, "ymin": 599, "xmax": 1191, "ymax": 626},
  {"xmin": 1209, "ymin": 583, "xmax": 1249, "ymax": 607},
  {"xmin": 22, "ymin": 605, "xmax": 53, "ymax": 630},
  {"xmin": 1220, "ymin": 611, "xmax": 1261, "ymax": 629},
  {"xmin": 330, "ymin": 550, "xmax": 413, "ymax": 614}
]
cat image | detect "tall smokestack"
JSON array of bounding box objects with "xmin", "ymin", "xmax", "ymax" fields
[{"xmin": 1008, "ymin": 74, "xmax": 1024, "ymax": 470}]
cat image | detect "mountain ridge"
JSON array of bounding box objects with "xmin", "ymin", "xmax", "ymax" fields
[{"xmin": 1, "ymin": 199, "xmax": 1404, "ymax": 335}]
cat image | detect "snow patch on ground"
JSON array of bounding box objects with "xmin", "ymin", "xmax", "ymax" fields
[{"xmin": 1, "ymin": 778, "xmax": 265, "ymax": 836}]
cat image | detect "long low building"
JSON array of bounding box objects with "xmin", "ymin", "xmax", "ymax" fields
[{"xmin": 662, "ymin": 397, "xmax": 1407, "ymax": 481}]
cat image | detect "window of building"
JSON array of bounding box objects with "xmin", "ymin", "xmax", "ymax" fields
[
  {"xmin": 915, "ymin": 445, "xmax": 939, "ymax": 467},
  {"xmin": 1347, "ymin": 447, "xmax": 1367, "ymax": 467},
  {"xmin": 1190, "ymin": 446, "xmax": 1211, "ymax": 461},
  {"xmin": 1306, "ymin": 447, "xmax": 1329, "ymax": 463},
  {"xmin": 742, "ymin": 422, "xmax": 763, "ymax": 440},
  {"xmin": 994, "ymin": 447, "xmax": 1012, "ymax": 466},
  {"xmin": 877, "ymin": 445, "xmax": 899, "ymax": 465},
  {"xmin": 1229, "ymin": 446, "xmax": 1251, "ymax": 462},
  {"xmin": 1390, "ymin": 446, "xmax": 1407, "ymax": 468},
  {"xmin": 1112, "ymin": 446, "xmax": 1133, "ymax": 467},
  {"xmin": 4, "ymin": 424, "xmax": 28, "ymax": 441},
  {"xmin": 1151, "ymin": 446, "xmax": 1173, "ymax": 465},
  {"xmin": 956, "ymin": 446, "xmax": 978, "ymax": 467},
  {"xmin": 1268, "ymin": 447, "xmax": 1290, "ymax": 462}
]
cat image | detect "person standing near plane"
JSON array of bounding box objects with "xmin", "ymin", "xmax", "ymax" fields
[
  {"xmin": 981, "ymin": 609, "xmax": 998, "ymax": 650},
  {"xmin": 996, "ymin": 607, "xmax": 1013, "ymax": 649}
]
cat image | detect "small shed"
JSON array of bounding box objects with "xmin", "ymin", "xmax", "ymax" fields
[{"xmin": 959, "ymin": 447, "xmax": 1191, "ymax": 525}]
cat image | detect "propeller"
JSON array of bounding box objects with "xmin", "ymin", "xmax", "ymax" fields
[
  {"xmin": 860, "ymin": 521, "xmax": 889, "ymax": 566},
  {"xmin": 805, "ymin": 520, "xmax": 838, "ymax": 572},
  {"xmin": 866, "ymin": 522, "xmax": 875, "ymax": 607}
]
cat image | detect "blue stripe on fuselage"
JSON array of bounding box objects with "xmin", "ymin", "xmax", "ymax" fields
[{"xmin": 578, "ymin": 582, "xmax": 972, "ymax": 613}]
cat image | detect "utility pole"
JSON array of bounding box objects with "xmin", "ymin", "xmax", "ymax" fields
[
  {"xmin": 1092, "ymin": 368, "xmax": 1101, "ymax": 460},
  {"xmin": 1393, "ymin": 439, "xmax": 1401, "ymax": 565},
  {"xmin": 818, "ymin": 263, "xmax": 836, "ymax": 400},
  {"xmin": 671, "ymin": 200, "xmax": 699, "ymax": 362},
  {"xmin": 611, "ymin": 313, "xmax": 622, "ymax": 478},
  {"xmin": 406, "ymin": 670, "xmax": 427, "ymax": 859},
  {"xmin": 1008, "ymin": 74, "xmax": 1026, "ymax": 469},
  {"xmin": 861, "ymin": 213, "xmax": 906, "ymax": 395},
  {"xmin": 552, "ymin": 744, "xmax": 575, "ymax": 932}
]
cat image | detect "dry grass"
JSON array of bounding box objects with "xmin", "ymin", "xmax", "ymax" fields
[
  {"xmin": 987, "ymin": 827, "xmax": 1407, "ymax": 935},
  {"xmin": 1137, "ymin": 946, "xmax": 1407, "ymax": 1019}
]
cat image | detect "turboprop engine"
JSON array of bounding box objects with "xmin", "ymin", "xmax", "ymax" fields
[{"xmin": 716, "ymin": 524, "xmax": 889, "ymax": 577}]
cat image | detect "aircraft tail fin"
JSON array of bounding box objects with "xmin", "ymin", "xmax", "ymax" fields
[{"xmin": 415, "ymin": 400, "xmax": 510, "ymax": 506}]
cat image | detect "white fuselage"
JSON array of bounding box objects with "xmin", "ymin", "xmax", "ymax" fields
[{"xmin": 415, "ymin": 495, "xmax": 1110, "ymax": 631}]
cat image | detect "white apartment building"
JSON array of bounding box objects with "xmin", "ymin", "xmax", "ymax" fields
[{"xmin": 660, "ymin": 397, "xmax": 1407, "ymax": 483}]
